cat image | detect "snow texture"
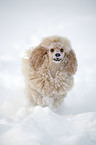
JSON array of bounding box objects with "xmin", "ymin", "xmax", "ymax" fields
[{"xmin": 0, "ymin": 0, "xmax": 96, "ymax": 145}]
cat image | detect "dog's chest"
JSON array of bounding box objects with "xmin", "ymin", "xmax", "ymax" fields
[{"xmin": 29, "ymin": 69, "xmax": 73, "ymax": 96}]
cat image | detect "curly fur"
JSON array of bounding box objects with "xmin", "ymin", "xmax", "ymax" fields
[
  {"xmin": 29, "ymin": 46, "xmax": 48, "ymax": 70},
  {"xmin": 22, "ymin": 36, "xmax": 77, "ymax": 108}
]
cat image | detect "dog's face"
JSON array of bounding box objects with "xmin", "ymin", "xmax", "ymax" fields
[{"xmin": 48, "ymin": 47, "xmax": 65, "ymax": 63}]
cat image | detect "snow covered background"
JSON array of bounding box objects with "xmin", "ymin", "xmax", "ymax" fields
[{"xmin": 0, "ymin": 0, "xmax": 96, "ymax": 145}]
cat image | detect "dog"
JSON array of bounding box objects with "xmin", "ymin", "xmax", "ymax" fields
[{"xmin": 22, "ymin": 36, "xmax": 77, "ymax": 108}]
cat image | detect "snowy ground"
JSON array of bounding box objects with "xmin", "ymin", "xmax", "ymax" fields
[{"xmin": 0, "ymin": 0, "xmax": 96, "ymax": 145}]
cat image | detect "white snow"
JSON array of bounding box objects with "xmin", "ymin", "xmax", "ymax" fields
[
  {"xmin": 0, "ymin": 0, "xmax": 96, "ymax": 145},
  {"xmin": 1, "ymin": 107, "xmax": 96, "ymax": 145}
]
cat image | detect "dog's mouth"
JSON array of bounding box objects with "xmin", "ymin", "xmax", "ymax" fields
[{"xmin": 53, "ymin": 58, "xmax": 61, "ymax": 62}]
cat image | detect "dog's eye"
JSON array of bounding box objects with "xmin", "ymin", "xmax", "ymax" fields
[
  {"xmin": 60, "ymin": 48, "xmax": 64, "ymax": 52},
  {"xmin": 50, "ymin": 48, "xmax": 54, "ymax": 52}
]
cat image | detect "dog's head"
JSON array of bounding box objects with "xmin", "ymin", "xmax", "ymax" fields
[{"xmin": 29, "ymin": 36, "xmax": 77, "ymax": 74}]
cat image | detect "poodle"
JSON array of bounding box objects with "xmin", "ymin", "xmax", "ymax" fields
[{"xmin": 22, "ymin": 36, "xmax": 77, "ymax": 108}]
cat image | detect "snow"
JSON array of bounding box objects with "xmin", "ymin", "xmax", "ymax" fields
[
  {"xmin": 0, "ymin": 107, "xmax": 96, "ymax": 145},
  {"xmin": 0, "ymin": 0, "xmax": 96, "ymax": 145}
]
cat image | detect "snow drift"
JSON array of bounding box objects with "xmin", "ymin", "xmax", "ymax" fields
[{"xmin": 0, "ymin": 107, "xmax": 96, "ymax": 145}]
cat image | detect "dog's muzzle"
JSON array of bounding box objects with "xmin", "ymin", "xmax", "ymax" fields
[{"xmin": 53, "ymin": 53, "xmax": 61, "ymax": 62}]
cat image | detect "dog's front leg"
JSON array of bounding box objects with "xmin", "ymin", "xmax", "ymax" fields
[{"xmin": 26, "ymin": 86, "xmax": 46, "ymax": 106}]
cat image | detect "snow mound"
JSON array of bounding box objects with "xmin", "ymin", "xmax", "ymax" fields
[{"xmin": 0, "ymin": 106, "xmax": 96, "ymax": 145}]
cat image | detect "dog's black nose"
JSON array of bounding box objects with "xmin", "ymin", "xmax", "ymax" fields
[{"xmin": 55, "ymin": 53, "xmax": 61, "ymax": 57}]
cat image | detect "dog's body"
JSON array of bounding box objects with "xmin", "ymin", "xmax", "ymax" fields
[{"xmin": 22, "ymin": 36, "xmax": 77, "ymax": 108}]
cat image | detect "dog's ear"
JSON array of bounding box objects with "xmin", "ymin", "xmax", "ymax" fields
[
  {"xmin": 64, "ymin": 49, "xmax": 77, "ymax": 75},
  {"xmin": 29, "ymin": 45, "xmax": 47, "ymax": 70}
]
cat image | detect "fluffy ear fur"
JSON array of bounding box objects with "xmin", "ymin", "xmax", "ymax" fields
[
  {"xmin": 29, "ymin": 45, "xmax": 48, "ymax": 70},
  {"xmin": 64, "ymin": 49, "xmax": 77, "ymax": 75}
]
